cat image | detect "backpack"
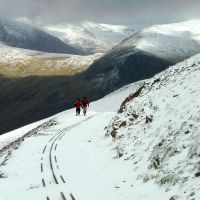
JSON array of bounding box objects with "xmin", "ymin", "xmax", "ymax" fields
[{"xmin": 82, "ymin": 99, "xmax": 87, "ymax": 107}]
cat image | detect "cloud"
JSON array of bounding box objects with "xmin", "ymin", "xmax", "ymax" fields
[{"xmin": 0, "ymin": 0, "xmax": 200, "ymax": 25}]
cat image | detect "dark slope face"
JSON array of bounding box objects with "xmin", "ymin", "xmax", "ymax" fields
[
  {"xmin": 83, "ymin": 48, "xmax": 173, "ymax": 94},
  {"xmin": 0, "ymin": 49, "xmax": 172, "ymax": 134},
  {"xmin": 0, "ymin": 18, "xmax": 86, "ymax": 55}
]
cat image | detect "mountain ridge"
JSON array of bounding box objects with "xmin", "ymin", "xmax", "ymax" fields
[
  {"xmin": 0, "ymin": 18, "xmax": 86, "ymax": 55},
  {"xmin": 44, "ymin": 21, "xmax": 134, "ymax": 54}
]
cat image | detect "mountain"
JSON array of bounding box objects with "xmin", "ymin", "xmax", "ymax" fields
[
  {"xmin": 120, "ymin": 19, "xmax": 200, "ymax": 62},
  {"xmin": 82, "ymin": 20, "xmax": 200, "ymax": 93},
  {"xmin": 0, "ymin": 18, "xmax": 85, "ymax": 55},
  {"xmin": 1, "ymin": 52, "xmax": 200, "ymax": 199},
  {"xmin": 44, "ymin": 21, "xmax": 134, "ymax": 54}
]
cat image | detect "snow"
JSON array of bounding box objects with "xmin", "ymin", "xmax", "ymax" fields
[
  {"xmin": 44, "ymin": 21, "xmax": 134, "ymax": 53},
  {"xmin": 119, "ymin": 19, "xmax": 200, "ymax": 62},
  {"xmin": 0, "ymin": 118, "xmax": 50, "ymax": 151},
  {"xmin": 0, "ymin": 81, "xmax": 139, "ymax": 200},
  {"xmin": 1, "ymin": 52, "xmax": 200, "ymax": 199},
  {"xmin": 107, "ymin": 53, "xmax": 200, "ymax": 199}
]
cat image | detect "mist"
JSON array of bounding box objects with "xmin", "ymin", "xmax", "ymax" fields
[{"xmin": 0, "ymin": 0, "xmax": 200, "ymax": 26}]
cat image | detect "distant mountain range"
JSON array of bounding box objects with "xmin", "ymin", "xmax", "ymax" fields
[
  {"xmin": 44, "ymin": 21, "xmax": 134, "ymax": 54},
  {"xmin": 0, "ymin": 18, "xmax": 134, "ymax": 55}
]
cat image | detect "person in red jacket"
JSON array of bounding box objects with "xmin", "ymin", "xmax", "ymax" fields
[
  {"xmin": 74, "ymin": 98, "xmax": 82, "ymax": 116},
  {"xmin": 81, "ymin": 96, "xmax": 89, "ymax": 116}
]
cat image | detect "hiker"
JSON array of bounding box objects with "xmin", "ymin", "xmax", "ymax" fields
[
  {"xmin": 74, "ymin": 98, "xmax": 82, "ymax": 116},
  {"xmin": 81, "ymin": 96, "xmax": 89, "ymax": 116}
]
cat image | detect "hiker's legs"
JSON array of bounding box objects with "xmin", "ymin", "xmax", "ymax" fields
[
  {"xmin": 76, "ymin": 108, "xmax": 80, "ymax": 116},
  {"xmin": 83, "ymin": 106, "xmax": 87, "ymax": 115}
]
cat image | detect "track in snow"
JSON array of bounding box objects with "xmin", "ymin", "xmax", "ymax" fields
[{"xmin": 40, "ymin": 116, "xmax": 94, "ymax": 200}]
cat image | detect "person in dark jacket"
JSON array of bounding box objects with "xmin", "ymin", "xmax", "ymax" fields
[
  {"xmin": 74, "ymin": 98, "xmax": 82, "ymax": 116},
  {"xmin": 81, "ymin": 96, "xmax": 89, "ymax": 116}
]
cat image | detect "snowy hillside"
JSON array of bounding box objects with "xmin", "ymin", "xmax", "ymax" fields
[
  {"xmin": 1, "ymin": 53, "xmax": 200, "ymax": 199},
  {"xmin": 45, "ymin": 21, "xmax": 134, "ymax": 54},
  {"xmin": 119, "ymin": 20, "xmax": 200, "ymax": 62},
  {"xmin": 107, "ymin": 53, "xmax": 200, "ymax": 199}
]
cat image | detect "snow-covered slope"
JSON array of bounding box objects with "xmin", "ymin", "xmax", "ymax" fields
[
  {"xmin": 107, "ymin": 53, "xmax": 200, "ymax": 199},
  {"xmin": 119, "ymin": 20, "xmax": 200, "ymax": 62},
  {"xmin": 0, "ymin": 82, "xmax": 140, "ymax": 200},
  {"xmin": 1, "ymin": 53, "xmax": 200, "ymax": 199},
  {"xmin": 45, "ymin": 21, "xmax": 134, "ymax": 54}
]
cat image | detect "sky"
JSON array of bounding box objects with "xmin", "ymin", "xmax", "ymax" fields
[{"xmin": 0, "ymin": 0, "xmax": 200, "ymax": 28}]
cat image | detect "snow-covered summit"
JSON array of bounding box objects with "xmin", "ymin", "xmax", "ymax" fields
[
  {"xmin": 44, "ymin": 21, "xmax": 134, "ymax": 54},
  {"xmin": 82, "ymin": 21, "xmax": 133, "ymax": 44},
  {"xmin": 117, "ymin": 19, "xmax": 200, "ymax": 62}
]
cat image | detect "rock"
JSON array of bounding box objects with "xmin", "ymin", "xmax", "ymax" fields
[
  {"xmin": 190, "ymin": 192, "xmax": 195, "ymax": 196},
  {"xmin": 118, "ymin": 152, "xmax": 123, "ymax": 158},
  {"xmin": 119, "ymin": 121, "xmax": 127, "ymax": 128},
  {"xmin": 153, "ymin": 157, "xmax": 160, "ymax": 169},
  {"xmin": 146, "ymin": 115, "xmax": 153, "ymax": 123},
  {"xmin": 118, "ymin": 84, "xmax": 145, "ymax": 113},
  {"xmin": 111, "ymin": 128, "xmax": 117, "ymax": 138},
  {"xmin": 195, "ymin": 172, "xmax": 200, "ymax": 177},
  {"xmin": 169, "ymin": 195, "xmax": 179, "ymax": 200},
  {"xmin": 132, "ymin": 113, "xmax": 139, "ymax": 119},
  {"xmin": 185, "ymin": 130, "xmax": 190, "ymax": 134},
  {"xmin": 134, "ymin": 161, "xmax": 138, "ymax": 165},
  {"xmin": 0, "ymin": 173, "xmax": 6, "ymax": 178},
  {"xmin": 158, "ymin": 142, "xmax": 163, "ymax": 146}
]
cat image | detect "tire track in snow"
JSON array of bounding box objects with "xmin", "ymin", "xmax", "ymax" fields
[
  {"xmin": 40, "ymin": 115, "xmax": 94, "ymax": 200},
  {"xmin": 60, "ymin": 175, "xmax": 66, "ymax": 183},
  {"xmin": 42, "ymin": 145, "xmax": 47, "ymax": 154},
  {"xmin": 42, "ymin": 179, "xmax": 46, "ymax": 187},
  {"xmin": 60, "ymin": 192, "xmax": 67, "ymax": 200},
  {"xmin": 41, "ymin": 163, "xmax": 43, "ymax": 172}
]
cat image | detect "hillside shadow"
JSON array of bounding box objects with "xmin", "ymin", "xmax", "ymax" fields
[{"xmin": 0, "ymin": 49, "xmax": 172, "ymax": 135}]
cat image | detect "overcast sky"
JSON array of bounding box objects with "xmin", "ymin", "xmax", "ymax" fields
[{"xmin": 1, "ymin": 0, "xmax": 200, "ymax": 28}]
